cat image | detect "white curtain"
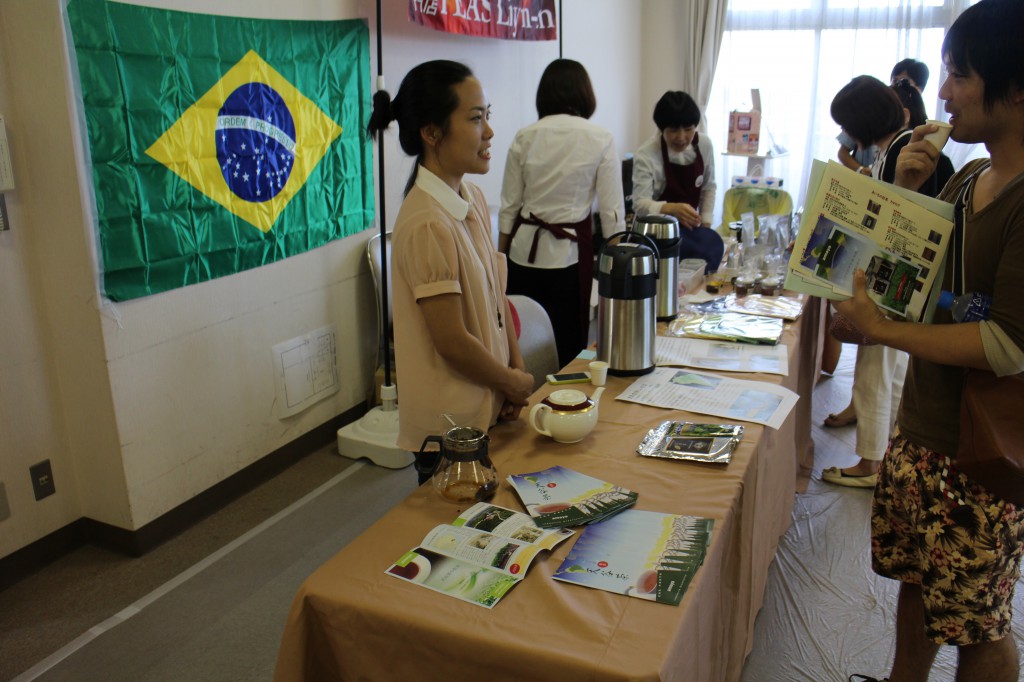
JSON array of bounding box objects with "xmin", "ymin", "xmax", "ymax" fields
[
  {"xmin": 705, "ymin": 0, "xmax": 983, "ymax": 228},
  {"xmin": 677, "ymin": 0, "xmax": 730, "ymax": 113}
]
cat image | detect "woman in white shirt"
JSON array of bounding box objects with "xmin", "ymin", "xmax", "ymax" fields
[
  {"xmin": 632, "ymin": 91, "xmax": 717, "ymax": 229},
  {"xmin": 499, "ymin": 59, "xmax": 626, "ymax": 366}
]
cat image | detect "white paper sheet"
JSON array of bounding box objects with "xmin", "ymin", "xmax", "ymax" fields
[
  {"xmin": 615, "ymin": 367, "xmax": 798, "ymax": 429},
  {"xmin": 655, "ymin": 336, "xmax": 789, "ymax": 376}
]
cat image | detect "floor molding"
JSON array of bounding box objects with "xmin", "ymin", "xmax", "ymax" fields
[
  {"xmin": 0, "ymin": 404, "xmax": 365, "ymax": 591},
  {"xmin": 10, "ymin": 460, "xmax": 370, "ymax": 682}
]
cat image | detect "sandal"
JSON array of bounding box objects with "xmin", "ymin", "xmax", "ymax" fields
[
  {"xmin": 822, "ymin": 466, "xmax": 878, "ymax": 488},
  {"xmin": 823, "ymin": 413, "xmax": 857, "ymax": 428}
]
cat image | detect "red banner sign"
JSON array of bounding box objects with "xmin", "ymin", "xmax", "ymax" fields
[{"xmin": 409, "ymin": 0, "xmax": 558, "ymax": 41}]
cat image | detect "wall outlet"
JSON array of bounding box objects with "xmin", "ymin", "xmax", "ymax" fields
[
  {"xmin": 29, "ymin": 460, "xmax": 56, "ymax": 500},
  {"xmin": 0, "ymin": 481, "xmax": 9, "ymax": 521}
]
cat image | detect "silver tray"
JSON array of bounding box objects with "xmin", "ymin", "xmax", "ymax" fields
[{"xmin": 637, "ymin": 421, "xmax": 744, "ymax": 464}]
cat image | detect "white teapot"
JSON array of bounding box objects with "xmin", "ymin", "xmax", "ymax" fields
[{"xmin": 529, "ymin": 387, "xmax": 604, "ymax": 443}]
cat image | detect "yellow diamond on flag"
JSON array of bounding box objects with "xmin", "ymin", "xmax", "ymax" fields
[{"xmin": 146, "ymin": 50, "xmax": 343, "ymax": 233}]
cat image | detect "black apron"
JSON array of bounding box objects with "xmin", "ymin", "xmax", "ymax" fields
[
  {"xmin": 508, "ymin": 212, "xmax": 594, "ymax": 345},
  {"xmin": 657, "ymin": 131, "xmax": 705, "ymax": 210}
]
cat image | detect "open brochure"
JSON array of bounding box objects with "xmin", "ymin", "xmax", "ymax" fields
[
  {"xmin": 385, "ymin": 503, "xmax": 574, "ymax": 609},
  {"xmin": 553, "ymin": 510, "xmax": 714, "ymax": 606},
  {"xmin": 785, "ymin": 160, "xmax": 953, "ymax": 322},
  {"xmin": 508, "ymin": 466, "xmax": 638, "ymax": 528}
]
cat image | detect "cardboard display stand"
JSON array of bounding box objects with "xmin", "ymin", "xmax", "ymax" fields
[{"xmin": 727, "ymin": 89, "xmax": 762, "ymax": 154}]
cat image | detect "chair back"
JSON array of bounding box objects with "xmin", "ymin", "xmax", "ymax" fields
[
  {"xmin": 507, "ymin": 294, "xmax": 559, "ymax": 392},
  {"xmin": 717, "ymin": 186, "xmax": 794, "ymax": 237},
  {"xmin": 366, "ymin": 231, "xmax": 393, "ymax": 362}
]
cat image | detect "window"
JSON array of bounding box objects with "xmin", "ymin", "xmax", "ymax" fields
[{"xmin": 705, "ymin": 0, "xmax": 982, "ymax": 228}]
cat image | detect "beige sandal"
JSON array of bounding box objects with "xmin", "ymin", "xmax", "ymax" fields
[{"xmin": 822, "ymin": 466, "xmax": 877, "ymax": 488}]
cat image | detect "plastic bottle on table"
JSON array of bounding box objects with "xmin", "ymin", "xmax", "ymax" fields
[{"xmin": 937, "ymin": 290, "xmax": 991, "ymax": 322}]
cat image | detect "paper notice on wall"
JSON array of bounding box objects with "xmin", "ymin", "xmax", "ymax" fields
[{"xmin": 272, "ymin": 324, "xmax": 339, "ymax": 419}]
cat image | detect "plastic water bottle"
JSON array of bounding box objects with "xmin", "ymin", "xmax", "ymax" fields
[{"xmin": 937, "ymin": 290, "xmax": 991, "ymax": 322}]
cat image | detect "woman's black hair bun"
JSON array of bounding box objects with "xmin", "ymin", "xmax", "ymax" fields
[{"xmin": 367, "ymin": 90, "xmax": 395, "ymax": 140}]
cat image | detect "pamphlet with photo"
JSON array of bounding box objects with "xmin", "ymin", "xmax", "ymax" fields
[
  {"xmin": 785, "ymin": 160, "xmax": 953, "ymax": 322},
  {"xmin": 508, "ymin": 466, "xmax": 638, "ymax": 528},
  {"xmin": 385, "ymin": 503, "xmax": 574, "ymax": 609},
  {"xmin": 553, "ymin": 510, "xmax": 714, "ymax": 606}
]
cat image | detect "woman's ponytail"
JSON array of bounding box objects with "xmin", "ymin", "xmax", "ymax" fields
[
  {"xmin": 366, "ymin": 89, "xmax": 394, "ymax": 140},
  {"xmin": 367, "ymin": 61, "xmax": 474, "ymax": 194}
]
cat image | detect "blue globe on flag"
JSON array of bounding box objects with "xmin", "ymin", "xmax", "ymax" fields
[{"xmin": 216, "ymin": 83, "xmax": 296, "ymax": 203}]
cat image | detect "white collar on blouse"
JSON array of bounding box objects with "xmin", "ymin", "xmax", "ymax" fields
[{"xmin": 414, "ymin": 166, "xmax": 469, "ymax": 221}]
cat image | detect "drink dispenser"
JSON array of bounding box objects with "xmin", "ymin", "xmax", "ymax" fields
[
  {"xmin": 596, "ymin": 231, "xmax": 658, "ymax": 376},
  {"xmin": 632, "ymin": 214, "xmax": 681, "ymax": 320}
]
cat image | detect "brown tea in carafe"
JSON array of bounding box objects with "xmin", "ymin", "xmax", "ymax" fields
[{"xmin": 419, "ymin": 426, "xmax": 497, "ymax": 504}]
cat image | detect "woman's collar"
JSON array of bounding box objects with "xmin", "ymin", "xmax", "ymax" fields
[{"xmin": 414, "ymin": 165, "xmax": 469, "ymax": 220}]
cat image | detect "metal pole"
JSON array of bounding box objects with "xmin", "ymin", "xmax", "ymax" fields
[
  {"xmin": 375, "ymin": 0, "xmax": 392, "ymax": 387},
  {"xmin": 558, "ymin": 0, "xmax": 563, "ymax": 58}
]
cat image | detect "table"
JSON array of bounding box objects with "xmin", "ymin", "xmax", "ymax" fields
[{"xmin": 274, "ymin": 297, "xmax": 825, "ymax": 682}]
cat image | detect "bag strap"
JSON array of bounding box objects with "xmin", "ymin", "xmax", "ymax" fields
[{"xmin": 951, "ymin": 161, "xmax": 990, "ymax": 296}]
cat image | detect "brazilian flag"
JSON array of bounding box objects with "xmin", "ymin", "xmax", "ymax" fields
[{"xmin": 67, "ymin": 0, "xmax": 374, "ymax": 301}]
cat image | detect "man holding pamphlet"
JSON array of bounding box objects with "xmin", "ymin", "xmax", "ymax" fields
[{"xmin": 833, "ymin": 1, "xmax": 1024, "ymax": 680}]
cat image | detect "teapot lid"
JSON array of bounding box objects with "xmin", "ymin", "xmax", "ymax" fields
[{"xmin": 542, "ymin": 389, "xmax": 591, "ymax": 410}]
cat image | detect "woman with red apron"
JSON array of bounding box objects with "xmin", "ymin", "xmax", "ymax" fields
[
  {"xmin": 499, "ymin": 60, "xmax": 626, "ymax": 366},
  {"xmin": 632, "ymin": 91, "xmax": 723, "ymax": 268}
]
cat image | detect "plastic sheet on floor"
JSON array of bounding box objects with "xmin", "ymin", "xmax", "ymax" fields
[{"xmin": 740, "ymin": 478, "xmax": 1024, "ymax": 682}]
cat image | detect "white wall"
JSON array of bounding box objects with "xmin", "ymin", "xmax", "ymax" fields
[
  {"xmin": 368, "ymin": 0, "xmax": 644, "ymax": 229},
  {"xmin": 0, "ymin": 0, "xmax": 652, "ymax": 560},
  {"xmin": 0, "ymin": 3, "xmax": 91, "ymax": 551}
]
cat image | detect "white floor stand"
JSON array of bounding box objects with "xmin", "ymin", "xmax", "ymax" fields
[{"xmin": 336, "ymin": 384, "xmax": 412, "ymax": 469}]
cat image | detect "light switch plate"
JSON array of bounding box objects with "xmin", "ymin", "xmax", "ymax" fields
[{"xmin": 30, "ymin": 460, "xmax": 56, "ymax": 500}]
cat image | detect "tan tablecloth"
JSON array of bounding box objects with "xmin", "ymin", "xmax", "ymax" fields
[{"xmin": 274, "ymin": 298, "xmax": 824, "ymax": 682}]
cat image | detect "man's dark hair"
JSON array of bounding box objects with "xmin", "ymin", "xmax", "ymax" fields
[
  {"xmin": 652, "ymin": 91, "xmax": 701, "ymax": 130},
  {"xmin": 891, "ymin": 79, "xmax": 928, "ymax": 128},
  {"xmin": 891, "ymin": 58, "xmax": 929, "ymax": 90},
  {"xmin": 942, "ymin": 0, "xmax": 1024, "ymax": 111}
]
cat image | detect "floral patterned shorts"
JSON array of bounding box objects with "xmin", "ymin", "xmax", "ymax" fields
[{"xmin": 871, "ymin": 431, "xmax": 1024, "ymax": 645}]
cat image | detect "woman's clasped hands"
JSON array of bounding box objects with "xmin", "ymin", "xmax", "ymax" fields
[{"xmin": 499, "ymin": 367, "xmax": 535, "ymax": 421}]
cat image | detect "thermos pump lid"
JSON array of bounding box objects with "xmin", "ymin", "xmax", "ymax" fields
[
  {"xmin": 597, "ymin": 242, "xmax": 657, "ymax": 278},
  {"xmin": 633, "ymin": 213, "xmax": 681, "ymax": 241}
]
